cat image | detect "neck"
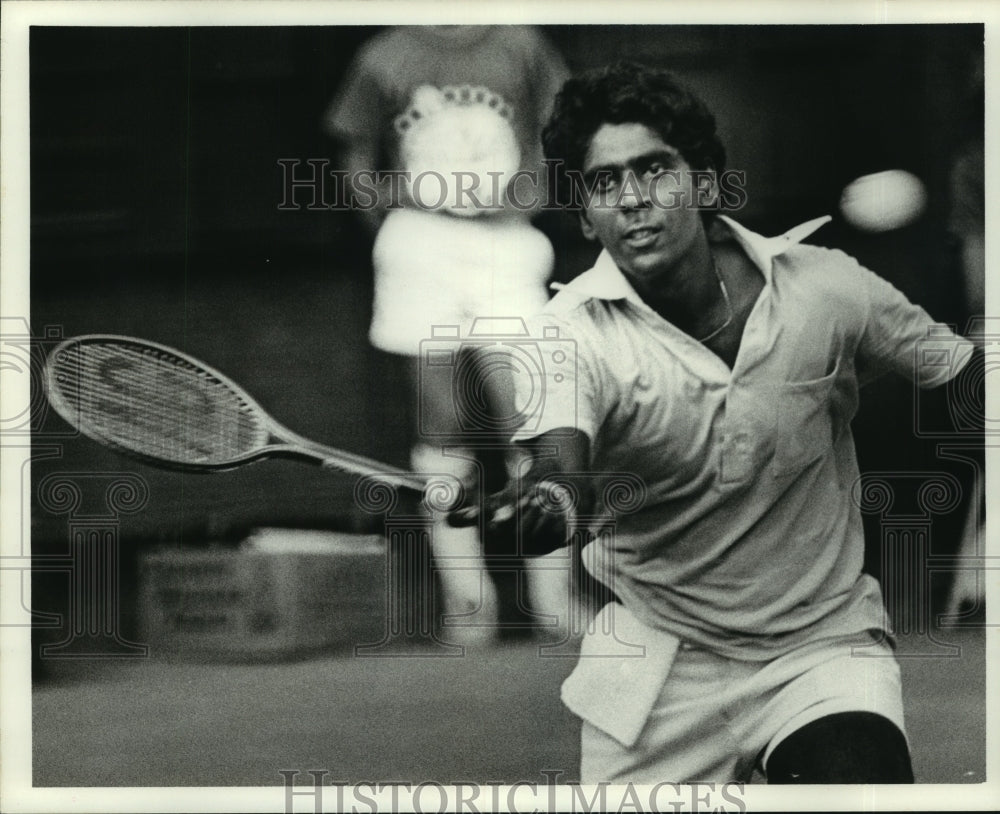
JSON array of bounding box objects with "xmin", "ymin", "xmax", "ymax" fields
[{"xmin": 632, "ymin": 235, "xmax": 721, "ymax": 330}]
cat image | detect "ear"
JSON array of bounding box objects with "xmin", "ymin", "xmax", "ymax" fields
[
  {"xmin": 578, "ymin": 208, "xmax": 597, "ymax": 242},
  {"xmin": 695, "ymin": 168, "xmax": 720, "ymax": 209}
]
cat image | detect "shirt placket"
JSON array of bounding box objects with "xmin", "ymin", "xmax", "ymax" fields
[
  {"xmin": 620, "ymin": 258, "xmax": 775, "ymax": 489},
  {"xmin": 715, "ymin": 285, "xmax": 770, "ymax": 487},
  {"xmin": 718, "ymin": 381, "xmax": 759, "ymax": 484}
]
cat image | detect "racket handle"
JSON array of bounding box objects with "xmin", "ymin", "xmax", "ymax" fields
[{"xmin": 487, "ymin": 480, "xmax": 573, "ymax": 526}]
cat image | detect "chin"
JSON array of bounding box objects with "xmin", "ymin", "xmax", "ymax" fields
[{"xmin": 618, "ymin": 252, "xmax": 673, "ymax": 283}]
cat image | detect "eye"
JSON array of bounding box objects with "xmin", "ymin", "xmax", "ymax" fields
[
  {"xmin": 643, "ymin": 157, "xmax": 678, "ymax": 179},
  {"xmin": 591, "ymin": 170, "xmax": 618, "ymax": 193}
]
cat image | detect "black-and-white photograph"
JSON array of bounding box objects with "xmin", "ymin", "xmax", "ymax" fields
[{"xmin": 1, "ymin": 2, "xmax": 995, "ymax": 812}]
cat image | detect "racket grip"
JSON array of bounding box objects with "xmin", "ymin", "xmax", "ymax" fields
[{"xmin": 487, "ymin": 480, "xmax": 573, "ymax": 526}]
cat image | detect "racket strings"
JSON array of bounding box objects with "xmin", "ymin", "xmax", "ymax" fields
[{"xmin": 49, "ymin": 341, "xmax": 268, "ymax": 465}]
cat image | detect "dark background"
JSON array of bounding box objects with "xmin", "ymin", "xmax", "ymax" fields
[{"xmin": 29, "ymin": 25, "xmax": 984, "ymax": 625}]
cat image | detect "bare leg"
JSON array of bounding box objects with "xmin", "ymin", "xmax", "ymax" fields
[{"xmin": 408, "ymin": 358, "xmax": 499, "ymax": 645}]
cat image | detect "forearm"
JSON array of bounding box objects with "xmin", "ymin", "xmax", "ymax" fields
[
  {"xmin": 339, "ymin": 145, "xmax": 392, "ymax": 234},
  {"xmin": 512, "ymin": 430, "xmax": 594, "ymax": 506},
  {"xmin": 926, "ymin": 344, "xmax": 985, "ymax": 435},
  {"xmin": 505, "ymin": 430, "xmax": 595, "ymax": 553}
]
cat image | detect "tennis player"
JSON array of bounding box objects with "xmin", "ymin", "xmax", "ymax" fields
[{"xmin": 456, "ymin": 62, "xmax": 980, "ymax": 782}]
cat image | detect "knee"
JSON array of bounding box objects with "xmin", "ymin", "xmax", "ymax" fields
[{"xmin": 766, "ymin": 712, "xmax": 914, "ymax": 784}]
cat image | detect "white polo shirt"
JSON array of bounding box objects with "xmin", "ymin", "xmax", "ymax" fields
[{"xmin": 515, "ymin": 215, "xmax": 973, "ymax": 660}]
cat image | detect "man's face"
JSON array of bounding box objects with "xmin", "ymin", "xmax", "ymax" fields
[{"xmin": 578, "ymin": 122, "xmax": 713, "ymax": 288}]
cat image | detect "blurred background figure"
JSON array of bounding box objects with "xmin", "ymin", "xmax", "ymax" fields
[
  {"xmin": 948, "ymin": 53, "xmax": 985, "ymax": 321},
  {"xmin": 323, "ymin": 25, "xmax": 572, "ymax": 644},
  {"xmin": 945, "ymin": 51, "xmax": 985, "ymax": 619}
]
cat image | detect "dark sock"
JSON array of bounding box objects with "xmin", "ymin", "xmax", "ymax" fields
[{"xmin": 766, "ymin": 712, "xmax": 914, "ymax": 783}]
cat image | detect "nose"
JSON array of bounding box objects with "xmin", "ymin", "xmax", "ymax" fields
[{"xmin": 618, "ymin": 171, "xmax": 652, "ymax": 210}]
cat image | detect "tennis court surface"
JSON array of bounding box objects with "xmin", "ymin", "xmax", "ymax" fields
[{"xmin": 32, "ymin": 627, "xmax": 984, "ymax": 787}]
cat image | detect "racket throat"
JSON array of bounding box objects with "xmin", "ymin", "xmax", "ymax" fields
[{"xmin": 270, "ymin": 435, "xmax": 427, "ymax": 493}]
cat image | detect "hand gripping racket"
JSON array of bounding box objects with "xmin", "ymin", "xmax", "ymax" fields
[{"xmin": 43, "ymin": 334, "xmax": 427, "ymax": 493}]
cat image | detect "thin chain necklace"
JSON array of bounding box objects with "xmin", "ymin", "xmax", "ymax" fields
[{"xmin": 696, "ymin": 259, "xmax": 734, "ymax": 343}]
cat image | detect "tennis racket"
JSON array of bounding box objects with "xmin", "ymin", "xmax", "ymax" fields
[{"xmin": 43, "ymin": 334, "xmax": 428, "ymax": 493}]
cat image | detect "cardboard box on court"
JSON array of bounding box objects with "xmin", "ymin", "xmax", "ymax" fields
[{"xmin": 138, "ymin": 529, "xmax": 387, "ymax": 660}]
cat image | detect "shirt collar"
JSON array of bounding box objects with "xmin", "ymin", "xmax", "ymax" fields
[{"xmin": 557, "ymin": 214, "xmax": 832, "ymax": 303}]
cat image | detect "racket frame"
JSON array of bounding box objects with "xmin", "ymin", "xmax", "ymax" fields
[{"xmin": 43, "ymin": 334, "xmax": 428, "ymax": 492}]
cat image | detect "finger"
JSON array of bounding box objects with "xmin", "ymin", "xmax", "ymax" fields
[
  {"xmin": 480, "ymin": 488, "xmax": 514, "ymax": 524},
  {"xmin": 486, "ymin": 489, "xmax": 537, "ymax": 529},
  {"xmin": 446, "ymin": 504, "xmax": 481, "ymax": 528},
  {"xmin": 488, "ymin": 501, "xmax": 516, "ymax": 526}
]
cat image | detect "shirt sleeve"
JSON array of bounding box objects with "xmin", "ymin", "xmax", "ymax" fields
[
  {"xmin": 321, "ymin": 42, "xmax": 387, "ymax": 152},
  {"xmin": 856, "ymin": 258, "xmax": 974, "ymax": 389},
  {"xmin": 523, "ymin": 28, "xmax": 570, "ymax": 128},
  {"xmin": 510, "ymin": 311, "xmax": 604, "ymax": 444}
]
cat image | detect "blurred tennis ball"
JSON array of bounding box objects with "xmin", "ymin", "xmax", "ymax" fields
[{"xmin": 839, "ymin": 169, "xmax": 927, "ymax": 232}]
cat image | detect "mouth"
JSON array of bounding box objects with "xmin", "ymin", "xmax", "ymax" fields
[{"xmin": 622, "ymin": 225, "xmax": 660, "ymax": 249}]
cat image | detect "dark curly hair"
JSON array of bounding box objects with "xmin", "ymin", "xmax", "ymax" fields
[{"xmin": 542, "ymin": 62, "xmax": 726, "ymax": 208}]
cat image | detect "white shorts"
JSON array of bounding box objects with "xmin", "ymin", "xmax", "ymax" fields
[
  {"xmin": 566, "ymin": 604, "xmax": 906, "ymax": 783},
  {"xmin": 369, "ymin": 208, "xmax": 553, "ymax": 356}
]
